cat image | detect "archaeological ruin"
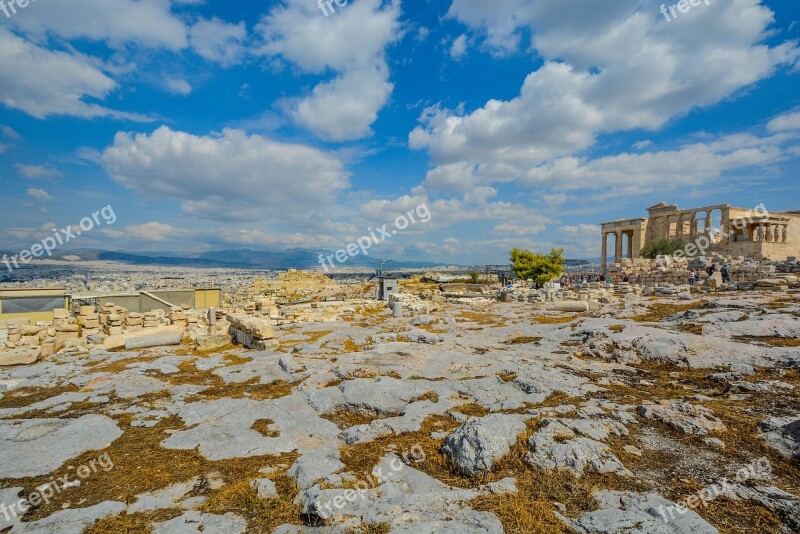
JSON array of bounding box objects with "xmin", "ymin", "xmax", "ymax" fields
[{"xmin": 600, "ymin": 202, "xmax": 800, "ymax": 269}]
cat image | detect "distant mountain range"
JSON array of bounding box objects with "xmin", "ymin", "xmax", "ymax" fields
[
  {"xmin": 40, "ymin": 249, "xmax": 446, "ymax": 270},
  {"xmin": 1, "ymin": 248, "xmax": 596, "ymax": 271}
]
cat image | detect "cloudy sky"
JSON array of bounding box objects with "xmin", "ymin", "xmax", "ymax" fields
[{"xmin": 0, "ymin": 0, "xmax": 799, "ymax": 264}]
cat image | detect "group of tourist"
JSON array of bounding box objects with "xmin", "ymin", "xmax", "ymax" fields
[
  {"xmin": 559, "ymin": 272, "xmax": 629, "ymax": 288},
  {"xmin": 688, "ymin": 264, "xmax": 731, "ymax": 285}
]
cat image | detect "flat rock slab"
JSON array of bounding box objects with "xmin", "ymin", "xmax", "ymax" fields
[
  {"xmin": 638, "ymin": 401, "xmax": 726, "ymax": 436},
  {"xmin": 0, "ymin": 415, "xmax": 122, "ymax": 478},
  {"xmin": 13, "ymin": 501, "xmax": 125, "ymax": 534},
  {"xmin": 559, "ymin": 490, "xmax": 718, "ymax": 533},
  {"xmin": 152, "ymin": 511, "xmax": 246, "ymax": 534}
]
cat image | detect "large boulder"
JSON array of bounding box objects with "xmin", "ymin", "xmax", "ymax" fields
[
  {"xmin": 0, "ymin": 347, "xmax": 40, "ymax": 366},
  {"xmin": 226, "ymin": 314, "xmax": 274, "ymax": 340},
  {"xmin": 705, "ymin": 272, "xmax": 723, "ymax": 290},
  {"xmin": 442, "ymin": 414, "xmax": 527, "ymax": 476},
  {"xmin": 758, "ymin": 416, "xmax": 800, "ymax": 460}
]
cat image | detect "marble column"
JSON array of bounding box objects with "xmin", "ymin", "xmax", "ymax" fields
[
  {"xmin": 601, "ymin": 233, "xmax": 608, "ymax": 270},
  {"xmin": 627, "ymin": 232, "xmax": 634, "ymax": 259},
  {"xmin": 615, "ymin": 231, "xmax": 623, "ymax": 263}
]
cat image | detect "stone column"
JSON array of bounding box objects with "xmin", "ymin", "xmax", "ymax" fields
[
  {"xmin": 626, "ymin": 232, "xmax": 634, "ymax": 259},
  {"xmin": 705, "ymin": 210, "xmax": 713, "ymax": 236},
  {"xmin": 615, "ymin": 231, "xmax": 623, "ymax": 263},
  {"xmin": 690, "ymin": 212, "xmax": 698, "ymax": 241},
  {"xmin": 632, "ymin": 229, "xmax": 643, "ymax": 258},
  {"xmin": 601, "ymin": 233, "xmax": 608, "ymax": 270}
]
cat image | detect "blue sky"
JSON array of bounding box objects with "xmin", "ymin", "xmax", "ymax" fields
[{"xmin": 0, "ymin": 0, "xmax": 799, "ymax": 264}]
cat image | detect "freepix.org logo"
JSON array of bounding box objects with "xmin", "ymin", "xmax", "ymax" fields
[{"xmin": 0, "ymin": 0, "xmax": 37, "ymax": 19}]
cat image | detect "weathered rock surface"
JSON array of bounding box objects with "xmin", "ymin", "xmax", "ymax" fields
[
  {"xmin": 442, "ymin": 414, "xmax": 527, "ymax": 475},
  {"xmin": 758, "ymin": 416, "xmax": 800, "ymax": 459},
  {"xmin": 638, "ymin": 401, "xmax": 726, "ymax": 436},
  {"xmin": 151, "ymin": 511, "xmax": 246, "ymax": 534},
  {"xmin": 0, "ymin": 415, "xmax": 122, "ymax": 478},
  {"xmin": 558, "ymin": 490, "xmax": 718, "ymax": 533},
  {"xmin": 0, "ymin": 348, "xmax": 40, "ymax": 367},
  {"xmin": 526, "ymin": 418, "xmax": 631, "ymax": 478}
]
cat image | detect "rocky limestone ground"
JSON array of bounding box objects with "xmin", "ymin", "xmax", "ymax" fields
[{"xmin": 1, "ymin": 291, "xmax": 799, "ymax": 533}]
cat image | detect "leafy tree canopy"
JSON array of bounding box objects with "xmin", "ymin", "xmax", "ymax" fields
[
  {"xmin": 640, "ymin": 238, "xmax": 685, "ymax": 259},
  {"xmin": 510, "ymin": 248, "xmax": 565, "ymax": 286}
]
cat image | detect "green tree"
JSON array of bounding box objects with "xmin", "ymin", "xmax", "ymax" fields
[
  {"xmin": 640, "ymin": 238, "xmax": 685, "ymax": 259},
  {"xmin": 510, "ymin": 248, "xmax": 565, "ymax": 286}
]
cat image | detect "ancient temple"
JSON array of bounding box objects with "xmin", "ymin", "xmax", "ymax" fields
[{"xmin": 600, "ymin": 202, "xmax": 800, "ymax": 268}]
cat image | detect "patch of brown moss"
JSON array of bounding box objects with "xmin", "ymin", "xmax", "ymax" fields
[
  {"xmin": 530, "ymin": 315, "xmax": 578, "ymax": 325},
  {"xmin": 734, "ymin": 336, "xmax": 800, "ymax": 347},
  {"xmin": 450, "ymin": 403, "xmax": 490, "ymax": 417},
  {"xmin": 201, "ymin": 473, "xmax": 302, "ymax": 533},
  {"xmin": 632, "ymin": 302, "xmax": 700, "ymax": 323},
  {"xmin": 457, "ymin": 311, "xmax": 506, "ymax": 327},
  {"xmin": 252, "ymin": 419, "xmax": 280, "ymax": 437},
  {"xmin": 184, "ymin": 379, "xmax": 300, "ymax": 403},
  {"xmin": 84, "ymin": 508, "xmax": 185, "ymax": 534},
  {"xmin": 411, "ymin": 391, "xmax": 440, "ymax": 404},
  {"xmin": 0, "ymin": 384, "xmax": 80, "ymax": 410},
  {"xmin": 4, "ymin": 415, "xmax": 300, "ymax": 523},
  {"xmin": 498, "ymin": 372, "xmax": 518, "ymax": 383},
  {"xmin": 505, "ymin": 336, "xmax": 543, "ymax": 345}
]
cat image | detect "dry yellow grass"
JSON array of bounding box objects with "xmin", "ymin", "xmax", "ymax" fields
[
  {"xmin": 530, "ymin": 315, "xmax": 578, "ymax": 324},
  {"xmin": 411, "ymin": 391, "xmax": 440, "ymax": 403},
  {"xmin": 505, "ymin": 336, "xmax": 543, "ymax": 345},
  {"xmin": 320, "ymin": 408, "xmax": 402, "ymax": 430},
  {"xmin": 735, "ymin": 336, "xmax": 800, "ymax": 347},
  {"xmin": 251, "ymin": 418, "xmax": 281, "ymax": 437},
  {"xmin": 457, "ymin": 311, "xmax": 506, "ymax": 327},
  {"xmin": 184, "ymin": 378, "xmax": 299, "ymax": 403},
  {"xmin": 631, "ymin": 302, "xmax": 700, "ymax": 322},
  {"xmin": 6, "ymin": 414, "xmax": 300, "ymax": 524}
]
